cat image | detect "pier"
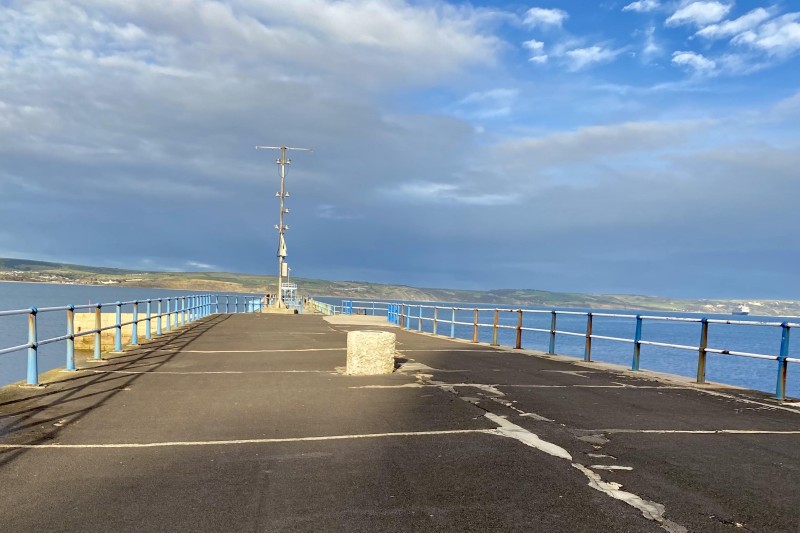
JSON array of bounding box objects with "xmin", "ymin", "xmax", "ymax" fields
[{"xmin": 1, "ymin": 311, "xmax": 799, "ymax": 532}]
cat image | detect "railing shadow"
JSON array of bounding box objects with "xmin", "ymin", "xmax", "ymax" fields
[{"xmin": 0, "ymin": 314, "xmax": 231, "ymax": 466}]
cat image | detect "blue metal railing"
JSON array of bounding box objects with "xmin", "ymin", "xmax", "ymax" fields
[
  {"xmin": 308, "ymin": 299, "xmax": 339, "ymax": 315},
  {"xmin": 340, "ymin": 300, "xmax": 386, "ymax": 316},
  {"xmin": 339, "ymin": 300, "xmax": 799, "ymax": 401},
  {"xmin": 0, "ymin": 293, "xmax": 262, "ymax": 387}
]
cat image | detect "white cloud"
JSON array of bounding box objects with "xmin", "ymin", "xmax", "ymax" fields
[
  {"xmin": 393, "ymin": 181, "xmax": 519, "ymax": 205},
  {"xmin": 672, "ymin": 50, "xmax": 716, "ymax": 71},
  {"xmin": 523, "ymin": 7, "xmax": 569, "ymax": 28},
  {"xmin": 565, "ymin": 46, "xmax": 623, "ymax": 71},
  {"xmin": 186, "ymin": 261, "xmax": 215, "ymax": 270},
  {"xmin": 643, "ymin": 26, "xmax": 661, "ymax": 59},
  {"xmin": 732, "ymin": 13, "xmax": 800, "ymax": 56},
  {"xmin": 523, "ymin": 39, "xmax": 548, "ymax": 63},
  {"xmin": 457, "ymin": 88, "xmax": 519, "ymax": 117},
  {"xmin": 623, "ymin": 1, "xmax": 661, "ymax": 13},
  {"xmin": 696, "ymin": 7, "xmax": 774, "ymax": 39},
  {"xmin": 666, "ymin": 1, "xmax": 732, "ymax": 27}
]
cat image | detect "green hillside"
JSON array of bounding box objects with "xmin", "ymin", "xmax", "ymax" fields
[{"xmin": 1, "ymin": 257, "xmax": 798, "ymax": 316}]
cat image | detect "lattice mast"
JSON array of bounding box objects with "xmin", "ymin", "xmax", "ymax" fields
[{"xmin": 255, "ymin": 145, "xmax": 312, "ymax": 306}]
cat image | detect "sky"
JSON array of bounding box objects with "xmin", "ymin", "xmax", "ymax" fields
[{"xmin": 1, "ymin": 0, "xmax": 799, "ymax": 299}]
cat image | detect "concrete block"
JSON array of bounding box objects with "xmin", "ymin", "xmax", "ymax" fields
[{"xmin": 346, "ymin": 330, "xmax": 396, "ymax": 375}]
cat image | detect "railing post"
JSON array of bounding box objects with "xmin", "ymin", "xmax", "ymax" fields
[
  {"xmin": 165, "ymin": 298, "xmax": 172, "ymax": 332},
  {"xmin": 181, "ymin": 296, "xmax": 186, "ymax": 325},
  {"xmin": 174, "ymin": 298, "xmax": 179, "ymax": 328},
  {"xmin": 401, "ymin": 304, "xmax": 406, "ymax": 329},
  {"xmin": 66, "ymin": 305, "xmax": 75, "ymax": 371},
  {"xmin": 548, "ymin": 311, "xmax": 557, "ymax": 355},
  {"xmin": 583, "ymin": 313, "xmax": 593, "ymax": 362},
  {"xmin": 472, "ymin": 309, "xmax": 479, "ymax": 343},
  {"xmin": 632, "ymin": 315, "xmax": 643, "ymax": 371},
  {"xmin": 515, "ymin": 309, "xmax": 523, "ymax": 349},
  {"xmin": 94, "ymin": 304, "xmax": 102, "ymax": 360},
  {"xmin": 26, "ymin": 307, "xmax": 38, "ymax": 385},
  {"xmin": 372, "ymin": 302, "xmax": 376, "ymax": 316},
  {"xmin": 491, "ymin": 309, "xmax": 499, "ymax": 346},
  {"xmin": 418, "ymin": 306, "xmax": 422, "ymax": 332},
  {"xmin": 114, "ymin": 301, "xmax": 122, "ymax": 352},
  {"xmin": 226, "ymin": 295, "xmax": 229, "ymax": 314},
  {"xmin": 433, "ymin": 307, "xmax": 438, "ymax": 335},
  {"xmin": 131, "ymin": 301, "xmax": 139, "ymax": 346},
  {"xmin": 235, "ymin": 297, "xmax": 239, "ymax": 313},
  {"xmin": 156, "ymin": 299, "xmax": 163, "ymax": 335},
  {"xmin": 696, "ymin": 318, "xmax": 709, "ymax": 383},
  {"xmin": 146, "ymin": 300, "xmax": 152, "ymax": 340},
  {"xmin": 776, "ymin": 322, "xmax": 791, "ymax": 401},
  {"xmin": 216, "ymin": 295, "xmax": 220, "ymax": 314},
  {"xmin": 450, "ymin": 308, "xmax": 456, "ymax": 338}
]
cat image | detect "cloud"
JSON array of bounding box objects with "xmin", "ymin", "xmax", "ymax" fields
[
  {"xmin": 671, "ymin": 50, "xmax": 716, "ymax": 71},
  {"xmin": 391, "ymin": 181, "xmax": 519, "ymax": 206},
  {"xmin": 186, "ymin": 261, "xmax": 216, "ymax": 270},
  {"xmin": 666, "ymin": 1, "xmax": 732, "ymax": 27},
  {"xmin": 523, "ymin": 39, "xmax": 548, "ymax": 63},
  {"xmin": 642, "ymin": 26, "xmax": 662, "ymax": 59},
  {"xmin": 732, "ymin": 13, "xmax": 800, "ymax": 57},
  {"xmin": 495, "ymin": 119, "xmax": 712, "ymax": 171},
  {"xmin": 456, "ymin": 88, "xmax": 520, "ymax": 118},
  {"xmin": 564, "ymin": 45, "xmax": 623, "ymax": 71},
  {"xmin": 623, "ymin": 0, "xmax": 661, "ymax": 13},
  {"xmin": 695, "ymin": 7, "xmax": 774, "ymax": 39},
  {"xmin": 523, "ymin": 7, "xmax": 569, "ymax": 28}
]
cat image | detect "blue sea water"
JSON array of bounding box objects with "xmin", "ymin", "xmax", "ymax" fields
[
  {"xmin": 1, "ymin": 284, "xmax": 797, "ymax": 398},
  {"xmin": 321, "ymin": 298, "xmax": 800, "ymax": 399},
  {"xmin": 0, "ymin": 282, "xmax": 256, "ymax": 387}
]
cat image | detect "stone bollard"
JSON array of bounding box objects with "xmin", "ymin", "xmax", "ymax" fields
[{"xmin": 346, "ymin": 330, "xmax": 396, "ymax": 375}]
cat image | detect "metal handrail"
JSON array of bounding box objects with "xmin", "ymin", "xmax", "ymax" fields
[
  {"xmin": 338, "ymin": 299, "xmax": 799, "ymax": 401},
  {"xmin": 1, "ymin": 293, "xmax": 264, "ymax": 386}
]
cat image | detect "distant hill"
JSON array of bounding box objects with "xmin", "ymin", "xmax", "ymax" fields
[{"xmin": 1, "ymin": 257, "xmax": 798, "ymax": 316}]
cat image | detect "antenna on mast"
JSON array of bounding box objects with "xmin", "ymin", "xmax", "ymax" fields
[{"xmin": 255, "ymin": 145, "xmax": 312, "ymax": 308}]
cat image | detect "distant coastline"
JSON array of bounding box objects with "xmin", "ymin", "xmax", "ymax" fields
[{"xmin": 2, "ymin": 257, "xmax": 799, "ymax": 317}]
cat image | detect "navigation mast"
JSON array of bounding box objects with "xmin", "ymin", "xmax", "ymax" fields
[{"xmin": 255, "ymin": 145, "xmax": 312, "ymax": 307}]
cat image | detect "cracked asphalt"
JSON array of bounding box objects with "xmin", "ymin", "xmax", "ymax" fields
[{"xmin": 0, "ymin": 313, "xmax": 798, "ymax": 532}]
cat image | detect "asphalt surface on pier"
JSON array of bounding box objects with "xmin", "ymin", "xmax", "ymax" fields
[{"xmin": 1, "ymin": 314, "xmax": 799, "ymax": 533}]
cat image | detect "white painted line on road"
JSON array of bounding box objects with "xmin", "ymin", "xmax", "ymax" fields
[
  {"xmin": 350, "ymin": 382, "xmax": 505, "ymax": 396},
  {"xmin": 88, "ymin": 370, "xmax": 332, "ymax": 375},
  {"xmin": 398, "ymin": 349, "xmax": 497, "ymax": 353},
  {"xmin": 598, "ymin": 428, "xmax": 800, "ymax": 435},
  {"xmin": 180, "ymin": 348, "xmax": 347, "ymax": 354},
  {"xmin": 0, "ymin": 429, "xmax": 497, "ymax": 450},
  {"xmin": 501, "ymin": 384, "xmax": 689, "ymax": 389},
  {"xmin": 590, "ymin": 465, "xmax": 634, "ymax": 471},
  {"xmin": 541, "ymin": 370, "xmax": 592, "ymax": 379}
]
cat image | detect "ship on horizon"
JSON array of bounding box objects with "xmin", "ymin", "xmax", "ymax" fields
[{"xmin": 733, "ymin": 304, "xmax": 751, "ymax": 315}]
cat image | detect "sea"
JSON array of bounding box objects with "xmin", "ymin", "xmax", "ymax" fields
[
  {"xmin": 317, "ymin": 298, "xmax": 800, "ymax": 398},
  {"xmin": 1, "ymin": 283, "xmax": 797, "ymax": 398},
  {"xmin": 0, "ymin": 282, "xmax": 258, "ymax": 387}
]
